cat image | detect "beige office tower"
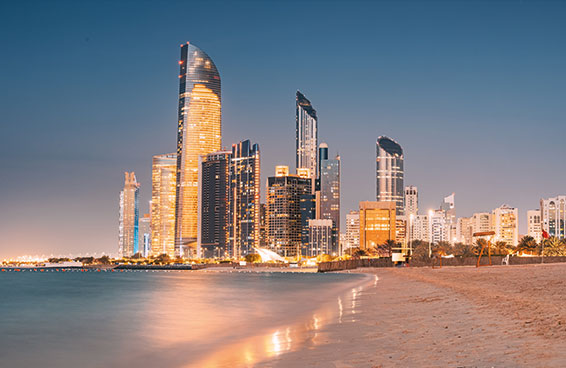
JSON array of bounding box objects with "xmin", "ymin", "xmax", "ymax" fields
[
  {"xmin": 151, "ymin": 153, "xmax": 177, "ymax": 257},
  {"xmin": 119, "ymin": 172, "xmax": 140, "ymax": 258},
  {"xmin": 174, "ymin": 43, "xmax": 222, "ymax": 257}
]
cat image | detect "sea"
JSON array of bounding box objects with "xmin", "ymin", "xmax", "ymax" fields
[{"xmin": 0, "ymin": 269, "xmax": 370, "ymax": 367}]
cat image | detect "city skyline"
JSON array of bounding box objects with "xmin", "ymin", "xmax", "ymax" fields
[{"xmin": 3, "ymin": 1, "xmax": 566, "ymax": 258}]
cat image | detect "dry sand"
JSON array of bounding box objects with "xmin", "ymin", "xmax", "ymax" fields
[{"xmin": 263, "ymin": 263, "xmax": 566, "ymax": 367}]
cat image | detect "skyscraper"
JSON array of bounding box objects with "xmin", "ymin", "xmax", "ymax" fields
[
  {"xmin": 404, "ymin": 186, "xmax": 418, "ymax": 218},
  {"xmin": 199, "ymin": 150, "xmax": 231, "ymax": 258},
  {"xmin": 307, "ymin": 219, "xmax": 334, "ymax": 256},
  {"xmin": 119, "ymin": 172, "xmax": 140, "ymax": 258},
  {"xmin": 376, "ymin": 136, "xmax": 404, "ymax": 216},
  {"xmin": 296, "ymin": 91, "xmax": 318, "ymax": 179},
  {"xmin": 492, "ymin": 204, "xmax": 518, "ymax": 246},
  {"xmin": 228, "ymin": 140, "xmax": 261, "ymax": 258},
  {"xmin": 345, "ymin": 210, "xmax": 360, "ymax": 251},
  {"xmin": 300, "ymin": 194, "xmax": 316, "ymax": 254},
  {"xmin": 139, "ymin": 213, "xmax": 151, "ymax": 258},
  {"xmin": 174, "ymin": 43, "xmax": 222, "ymax": 257},
  {"xmin": 319, "ymin": 147, "xmax": 340, "ymax": 254},
  {"xmin": 150, "ymin": 153, "xmax": 177, "ymax": 257},
  {"xmin": 266, "ymin": 167, "xmax": 312, "ymax": 257}
]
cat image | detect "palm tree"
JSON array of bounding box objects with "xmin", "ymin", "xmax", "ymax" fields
[
  {"xmin": 542, "ymin": 237, "xmax": 566, "ymax": 256},
  {"xmin": 517, "ymin": 235, "xmax": 539, "ymax": 255},
  {"xmin": 493, "ymin": 241, "xmax": 512, "ymax": 256}
]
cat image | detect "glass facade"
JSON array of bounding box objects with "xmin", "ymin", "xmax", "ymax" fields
[
  {"xmin": 540, "ymin": 196, "xmax": 566, "ymax": 239},
  {"xmin": 200, "ymin": 151, "xmax": 231, "ymax": 258},
  {"xmin": 319, "ymin": 152, "xmax": 340, "ymax": 254},
  {"xmin": 119, "ymin": 172, "xmax": 140, "ymax": 257},
  {"xmin": 296, "ymin": 91, "xmax": 318, "ymax": 180},
  {"xmin": 151, "ymin": 153, "xmax": 177, "ymax": 257},
  {"xmin": 228, "ymin": 140, "xmax": 261, "ymax": 258},
  {"xmin": 376, "ymin": 136, "xmax": 404, "ymax": 216},
  {"xmin": 175, "ymin": 43, "xmax": 222, "ymax": 257}
]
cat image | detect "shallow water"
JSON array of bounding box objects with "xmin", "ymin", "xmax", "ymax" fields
[{"xmin": 0, "ymin": 270, "xmax": 368, "ymax": 367}]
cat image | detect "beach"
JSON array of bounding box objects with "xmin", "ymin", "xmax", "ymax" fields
[{"xmin": 267, "ymin": 263, "xmax": 566, "ymax": 367}]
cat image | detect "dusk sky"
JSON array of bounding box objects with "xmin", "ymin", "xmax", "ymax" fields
[{"xmin": 1, "ymin": 0, "xmax": 565, "ymax": 258}]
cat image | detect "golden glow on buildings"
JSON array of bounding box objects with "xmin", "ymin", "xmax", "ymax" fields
[
  {"xmin": 275, "ymin": 165, "xmax": 290, "ymax": 177},
  {"xmin": 296, "ymin": 168, "xmax": 310, "ymax": 179},
  {"xmin": 359, "ymin": 201, "xmax": 396, "ymax": 250},
  {"xmin": 492, "ymin": 204, "xmax": 518, "ymax": 246},
  {"xmin": 151, "ymin": 154, "xmax": 177, "ymax": 257},
  {"xmin": 119, "ymin": 172, "xmax": 140, "ymax": 258},
  {"xmin": 175, "ymin": 43, "xmax": 221, "ymax": 257}
]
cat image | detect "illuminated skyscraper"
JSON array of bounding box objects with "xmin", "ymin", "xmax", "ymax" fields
[
  {"xmin": 492, "ymin": 204, "xmax": 518, "ymax": 246},
  {"xmin": 199, "ymin": 151, "xmax": 230, "ymax": 258},
  {"xmin": 296, "ymin": 91, "xmax": 318, "ymax": 179},
  {"xmin": 267, "ymin": 166, "xmax": 312, "ymax": 257},
  {"xmin": 139, "ymin": 213, "xmax": 151, "ymax": 257},
  {"xmin": 151, "ymin": 153, "xmax": 177, "ymax": 257},
  {"xmin": 174, "ymin": 43, "xmax": 222, "ymax": 257},
  {"xmin": 345, "ymin": 210, "xmax": 360, "ymax": 251},
  {"xmin": 359, "ymin": 201, "xmax": 396, "ymax": 250},
  {"xmin": 540, "ymin": 196, "xmax": 566, "ymax": 239},
  {"xmin": 376, "ymin": 136, "xmax": 404, "ymax": 216},
  {"xmin": 228, "ymin": 140, "xmax": 261, "ymax": 258},
  {"xmin": 119, "ymin": 172, "xmax": 140, "ymax": 258},
  {"xmin": 319, "ymin": 146, "xmax": 340, "ymax": 254}
]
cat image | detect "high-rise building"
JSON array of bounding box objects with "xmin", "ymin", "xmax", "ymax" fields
[
  {"xmin": 266, "ymin": 167, "xmax": 312, "ymax": 257},
  {"xmin": 119, "ymin": 172, "xmax": 140, "ymax": 258},
  {"xmin": 139, "ymin": 213, "xmax": 151, "ymax": 257},
  {"xmin": 429, "ymin": 209, "xmax": 449, "ymax": 245},
  {"xmin": 151, "ymin": 153, "xmax": 177, "ymax": 257},
  {"xmin": 376, "ymin": 136, "xmax": 404, "ymax": 216},
  {"xmin": 296, "ymin": 91, "xmax": 318, "ymax": 180},
  {"xmin": 307, "ymin": 219, "xmax": 334, "ymax": 257},
  {"xmin": 410, "ymin": 214, "xmax": 430, "ymax": 243},
  {"xmin": 345, "ymin": 210, "xmax": 360, "ymax": 251},
  {"xmin": 441, "ymin": 193, "xmax": 457, "ymax": 244},
  {"xmin": 259, "ymin": 203, "xmax": 267, "ymax": 247},
  {"xmin": 199, "ymin": 150, "xmax": 230, "ymax": 258},
  {"xmin": 228, "ymin": 140, "xmax": 261, "ymax": 258},
  {"xmin": 540, "ymin": 196, "xmax": 566, "ymax": 239},
  {"xmin": 527, "ymin": 209, "xmax": 542, "ymax": 243},
  {"xmin": 319, "ymin": 146, "xmax": 340, "ymax": 254},
  {"xmin": 404, "ymin": 186, "xmax": 418, "ymax": 218},
  {"xmin": 174, "ymin": 42, "xmax": 222, "ymax": 257},
  {"xmin": 470, "ymin": 212, "xmax": 492, "ymax": 236},
  {"xmin": 300, "ymin": 194, "xmax": 316, "ymax": 255},
  {"xmin": 456, "ymin": 217, "xmax": 473, "ymax": 245},
  {"xmin": 492, "ymin": 204, "xmax": 518, "ymax": 246},
  {"xmin": 359, "ymin": 201, "xmax": 396, "ymax": 250}
]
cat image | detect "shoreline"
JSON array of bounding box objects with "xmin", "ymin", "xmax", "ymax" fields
[{"xmin": 264, "ymin": 263, "xmax": 566, "ymax": 367}]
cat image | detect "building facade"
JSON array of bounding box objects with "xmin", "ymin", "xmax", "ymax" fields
[
  {"xmin": 228, "ymin": 140, "xmax": 261, "ymax": 258},
  {"xmin": 307, "ymin": 219, "xmax": 334, "ymax": 257},
  {"xmin": 527, "ymin": 209, "xmax": 542, "ymax": 243},
  {"xmin": 296, "ymin": 91, "xmax": 318, "ymax": 179},
  {"xmin": 139, "ymin": 213, "xmax": 151, "ymax": 257},
  {"xmin": 300, "ymin": 194, "xmax": 316, "ymax": 255},
  {"xmin": 319, "ymin": 148, "xmax": 340, "ymax": 254},
  {"xmin": 199, "ymin": 150, "xmax": 231, "ymax": 258},
  {"xmin": 150, "ymin": 153, "xmax": 177, "ymax": 257},
  {"xmin": 266, "ymin": 168, "xmax": 312, "ymax": 257},
  {"xmin": 119, "ymin": 172, "xmax": 140, "ymax": 258},
  {"xmin": 174, "ymin": 43, "xmax": 222, "ymax": 257},
  {"xmin": 540, "ymin": 196, "xmax": 566, "ymax": 239},
  {"xmin": 345, "ymin": 210, "xmax": 360, "ymax": 252},
  {"xmin": 359, "ymin": 201, "xmax": 396, "ymax": 250},
  {"xmin": 404, "ymin": 186, "xmax": 418, "ymax": 218},
  {"xmin": 376, "ymin": 136, "xmax": 404, "ymax": 216},
  {"xmin": 492, "ymin": 205, "xmax": 518, "ymax": 246}
]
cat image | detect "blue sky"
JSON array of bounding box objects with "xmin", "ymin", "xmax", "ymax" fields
[{"xmin": 1, "ymin": 0, "xmax": 565, "ymax": 258}]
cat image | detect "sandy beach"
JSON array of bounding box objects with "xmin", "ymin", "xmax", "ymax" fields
[{"xmin": 264, "ymin": 263, "xmax": 566, "ymax": 367}]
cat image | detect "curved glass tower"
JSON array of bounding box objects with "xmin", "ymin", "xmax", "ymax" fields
[
  {"xmin": 376, "ymin": 136, "xmax": 404, "ymax": 216},
  {"xmin": 296, "ymin": 91, "xmax": 318, "ymax": 180},
  {"xmin": 174, "ymin": 42, "xmax": 221, "ymax": 257}
]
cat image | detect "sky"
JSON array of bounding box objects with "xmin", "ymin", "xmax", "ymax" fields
[{"xmin": 1, "ymin": 0, "xmax": 565, "ymax": 259}]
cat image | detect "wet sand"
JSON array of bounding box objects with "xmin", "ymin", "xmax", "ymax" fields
[{"xmin": 264, "ymin": 263, "xmax": 566, "ymax": 367}]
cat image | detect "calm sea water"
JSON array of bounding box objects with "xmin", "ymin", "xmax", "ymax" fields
[{"xmin": 0, "ymin": 270, "xmax": 368, "ymax": 367}]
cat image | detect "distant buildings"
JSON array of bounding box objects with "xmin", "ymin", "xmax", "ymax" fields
[
  {"xmin": 228, "ymin": 140, "xmax": 261, "ymax": 258},
  {"xmin": 174, "ymin": 43, "xmax": 222, "ymax": 258},
  {"xmin": 150, "ymin": 153, "xmax": 177, "ymax": 257},
  {"xmin": 540, "ymin": 196, "xmax": 566, "ymax": 239},
  {"xmin": 404, "ymin": 186, "xmax": 418, "ymax": 218},
  {"xmin": 199, "ymin": 151, "xmax": 230, "ymax": 258},
  {"xmin": 296, "ymin": 91, "xmax": 318, "ymax": 180},
  {"xmin": 376, "ymin": 136, "xmax": 404, "ymax": 216},
  {"xmin": 300, "ymin": 194, "xmax": 316, "ymax": 255},
  {"xmin": 359, "ymin": 201, "xmax": 396, "ymax": 250},
  {"xmin": 527, "ymin": 209, "xmax": 542, "ymax": 243},
  {"xmin": 266, "ymin": 167, "xmax": 312, "ymax": 257},
  {"xmin": 119, "ymin": 172, "xmax": 140, "ymax": 258}
]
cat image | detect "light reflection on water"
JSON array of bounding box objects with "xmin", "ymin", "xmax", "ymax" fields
[{"xmin": 0, "ymin": 270, "xmax": 372, "ymax": 367}]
